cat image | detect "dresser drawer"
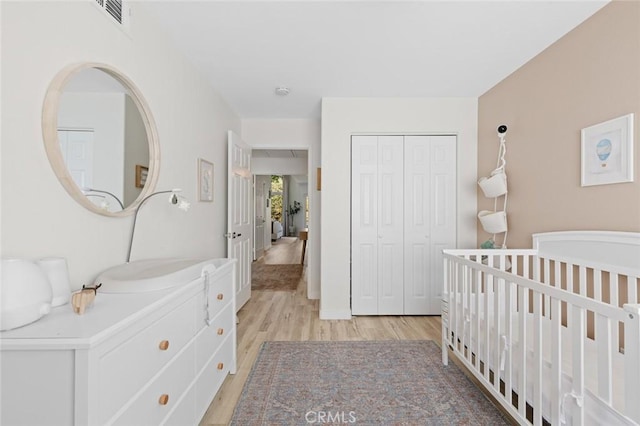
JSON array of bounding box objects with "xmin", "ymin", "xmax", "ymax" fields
[
  {"xmin": 113, "ymin": 343, "xmax": 195, "ymax": 426},
  {"xmin": 207, "ymin": 269, "xmax": 233, "ymax": 308},
  {"xmin": 195, "ymin": 332, "xmax": 235, "ymax": 420},
  {"xmin": 196, "ymin": 302, "xmax": 234, "ymax": 372},
  {"xmin": 162, "ymin": 383, "xmax": 196, "ymax": 426},
  {"xmin": 99, "ymin": 296, "xmax": 198, "ymax": 423}
]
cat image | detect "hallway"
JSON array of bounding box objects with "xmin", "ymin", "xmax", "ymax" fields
[{"xmin": 260, "ymin": 236, "xmax": 303, "ymax": 265}]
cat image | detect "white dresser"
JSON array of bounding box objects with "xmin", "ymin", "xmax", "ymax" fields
[{"xmin": 0, "ymin": 258, "xmax": 236, "ymax": 426}]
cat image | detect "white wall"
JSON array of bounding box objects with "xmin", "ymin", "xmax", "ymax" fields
[
  {"xmin": 252, "ymin": 157, "xmax": 307, "ymax": 176},
  {"xmin": 320, "ymin": 98, "xmax": 478, "ymax": 319},
  {"xmin": 123, "ymin": 95, "xmax": 147, "ymax": 206},
  {"xmin": 242, "ymin": 119, "xmax": 321, "ymax": 298},
  {"xmin": 1, "ymin": 2, "xmax": 240, "ymax": 289}
]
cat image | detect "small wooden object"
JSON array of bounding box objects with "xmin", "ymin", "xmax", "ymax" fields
[
  {"xmin": 299, "ymin": 228, "xmax": 308, "ymax": 264},
  {"xmin": 71, "ymin": 283, "xmax": 101, "ymax": 315},
  {"xmin": 135, "ymin": 165, "xmax": 148, "ymax": 188}
]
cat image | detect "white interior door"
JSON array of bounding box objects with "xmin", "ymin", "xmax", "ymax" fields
[
  {"xmin": 351, "ymin": 136, "xmax": 404, "ymax": 315},
  {"xmin": 404, "ymin": 135, "xmax": 456, "ymax": 314},
  {"xmin": 227, "ymin": 131, "xmax": 253, "ymax": 312},
  {"xmin": 58, "ymin": 129, "xmax": 94, "ymax": 189},
  {"xmin": 351, "ymin": 136, "xmax": 379, "ymax": 315},
  {"xmin": 376, "ymin": 136, "xmax": 404, "ymax": 314},
  {"xmin": 352, "ymin": 134, "xmax": 456, "ymax": 316},
  {"xmin": 426, "ymin": 136, "xmax": 457, "ymax": 313}
]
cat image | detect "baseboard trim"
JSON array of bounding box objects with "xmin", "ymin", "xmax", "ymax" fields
[{"xmin": 319, "ymin": 309, "xmax": 352, "ymax": 320}]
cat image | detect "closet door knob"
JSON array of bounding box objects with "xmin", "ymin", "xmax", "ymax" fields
[
  {"xmin": 217, "ymin": 362, "xmax": 224, "ymax": 370},
  {"xmin": 217, "ymin": 293, "xmax": 224, "ymax": 300},
  {"xmin": 158, "ymin": 394, "xmax": 169, "ymax": 405},
  {"xmin": 159, "ymin": 340, "xmax": 170, "ymax": 350},
  {"xmin": 217, "ymin": 328, "xmax": 224, "ymax": 335}
]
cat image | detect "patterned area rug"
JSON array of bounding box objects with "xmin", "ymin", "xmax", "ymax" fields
[
  {"xmin": 252, "ymin": 263, "xmax": 303, "ymax": 291},
  {"xmin": 230, "ymin": 340, "xmax": 509, "ymax": 425}
]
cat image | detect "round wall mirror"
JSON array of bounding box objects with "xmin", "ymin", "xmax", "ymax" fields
[{"xmin": 42, "ymin": 63, "xmax": 160, "ymax": 216}]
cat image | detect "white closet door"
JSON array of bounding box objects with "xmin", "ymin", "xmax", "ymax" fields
[
  {"xmin": 376, "ymin": 136, "xmax": 404, "ymax": 314},
  {"xmin": 428, "ymin": 136, "xmax": 457, "ymax": 313},
  {"xmin": 353, "ymin": 134, "xmax": 456, "ymax": 316},
  {"xmin": 351, "ymin": 136, "xmax": 404, "ymax": 315},
  {"xmin": 404, "ymin": 135, "xmax": 456, "ymax": 314},
  {"xmin": 351, "ymin": 136, "xmax": 379, "ymax": 315}
]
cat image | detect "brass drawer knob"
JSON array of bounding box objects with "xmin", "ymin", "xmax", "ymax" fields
[
  {"xmin": 217, "ymin": 328, "xmax": 224, "ymax": 335},
  {"xmin": 217, "ymin": 362, "xmax": 224, "ymax": 370},
  {"xmin": 217, "ymin": 293, "xmax": 224, "ymax": 300},
  {"xmin": 159, "ymin": 340, "xmax": 170, "ymax": 351},
  {"xmin": 158, "ymin": 394, "xmax": 169, "ymax": 405}
]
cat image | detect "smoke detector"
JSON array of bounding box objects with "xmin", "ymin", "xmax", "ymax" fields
[{"xmin": 275, "ymin": 87, "xmax": 290, "ymax": 96}]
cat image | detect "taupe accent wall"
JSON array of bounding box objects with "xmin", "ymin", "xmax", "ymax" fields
[{"xmin": 478, "ymin": 1, "xmax": 640, "ymax": 249}]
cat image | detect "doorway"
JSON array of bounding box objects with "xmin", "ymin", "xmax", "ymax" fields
[
  {"xmin": 251, "ymin": 149, "xmax": 309, "ymax": 292},
  {"xmin": 256, "ymin": 174, "xmax": 306, "ymax": 266}
]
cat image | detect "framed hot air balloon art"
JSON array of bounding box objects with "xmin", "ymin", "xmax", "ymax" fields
[{"xmin": 581, "ymin": 113, "xmax": 634, "ymax": 186}]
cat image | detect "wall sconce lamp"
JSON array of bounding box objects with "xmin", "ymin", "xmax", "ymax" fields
[
  {"xmin": 126, "ymin": 188, "xmax": 190, "ymax": 263},
  {"xmin": 82, "ymin": 187, "xmax": 125, "ymax": 210}
]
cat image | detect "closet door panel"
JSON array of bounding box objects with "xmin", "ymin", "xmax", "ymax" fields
[
  {"xmin": 405, "ymin": 242, "xmax": 430, "ymax": 314},
  {"xmin": 352, "ymin": 134, "xmax": 456, "ymax": 316},
  {"xmin": 378, "ymin": 242, "xmax": 403, "ymax": 314},
  {"xmin": 351, "ymin": 136, "xmax": 379, "ymax": 314},
  {"xmin": 377, "ymin": 136, "xmax": 404, "ymax": 314},
  {"xmin": 429, "ymin": 136, "xmax": 457, "ymax": 314},
  {"xmin": 353, "ymin": 243, "xmax": 377, "ymax": 314},
  {"xmin": 404, "ymin": 136, "xmax": 432, "ymax": 314},
  {"xmin": 430, "ymin": 136, "xmax": 457, "ymax": 239}
]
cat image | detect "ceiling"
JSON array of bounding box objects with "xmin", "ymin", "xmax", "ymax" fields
[{"xmin": 145, "ymin": 1, "xmax": 608, "ymax": 120}]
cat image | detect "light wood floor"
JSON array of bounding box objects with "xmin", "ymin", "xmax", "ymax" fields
[
  {"xmin": 260, "ymin": 236, "xmax": 303, "ymax": 264},
  {"xmin": 199, "ymin": 239, "xmax": 442, "ymax": 425}
]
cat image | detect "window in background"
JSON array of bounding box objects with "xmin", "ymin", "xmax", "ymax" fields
[{"xmin": 270, "ymin": 175, "xmax": 283, "ymax": 222}]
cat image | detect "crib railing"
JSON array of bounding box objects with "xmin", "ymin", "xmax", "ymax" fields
[{"xmin": 442, "ymin": 249, "xmax": 640, "ymax": 426}]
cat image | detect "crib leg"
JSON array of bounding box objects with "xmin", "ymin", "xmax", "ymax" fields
[
  {"xmin": 442, "ymin": 329, "xmax": 449, "ymax": 365},
  {"xmin": 624, "ymin": 304, "xmax": 640, "ymax": 423},
  {"xmin": 442, "ymin": 297, "xmax": 449, "ymax": 365}
]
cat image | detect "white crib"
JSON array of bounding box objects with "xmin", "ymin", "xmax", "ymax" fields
[{"xmin": 442, "ymin": 231, "xmax": 640, "ymax": 426}]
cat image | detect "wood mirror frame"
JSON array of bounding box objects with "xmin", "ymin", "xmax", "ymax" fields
[{"xmin": 42, "ymin": 62, "xmax": 160, "ymax": 217}]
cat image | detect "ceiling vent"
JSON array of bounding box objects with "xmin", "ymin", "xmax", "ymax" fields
[{"xmin": 94, "ymin": 0, "xmax": 129, "ymax": 29}]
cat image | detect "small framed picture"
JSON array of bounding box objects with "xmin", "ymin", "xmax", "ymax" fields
[
  {"xmin": 135, "ymin": 165, "xmax": 148, "ymax": 188},
  {"xmin": 198, "ymin": 158, "xmax": 214, "ymax": 202},
  {"xmin": 581, "ymin": 113, "xmax": 634, "ymax": 187}
]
